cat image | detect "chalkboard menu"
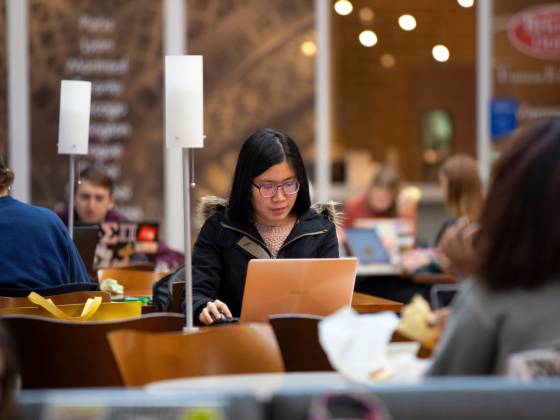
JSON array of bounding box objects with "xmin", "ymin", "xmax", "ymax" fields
[{"xmin": 29, "ymin": 0, "xmax": 164, "ymax": 220}]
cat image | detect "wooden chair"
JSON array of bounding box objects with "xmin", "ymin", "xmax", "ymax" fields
[
  {"xmin": 269, "ymin": 314, "xmax": 335, "ymax": 372},
  {"xmin": 172, "ymin": 281, "xmax": 185, "ymax": 313},
  {"xmin": 0, "ymin": 291, "xmax": 111, "ymax": 309},
  {"xmin": 1, "ymin": 313, "xmax": 185, "ymax": 389},
  {"xmin": 116, "ymin": 263, "xmax": 156, "ymax": 272},
  {"xmin": 97, "ymin": 269, "xmax": 168, "ymax": 296},
  {"xmin": 107, "ymin": 323, "xmax": 284, "ymax": 386}
]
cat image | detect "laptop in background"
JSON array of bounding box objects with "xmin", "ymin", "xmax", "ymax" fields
[
  {"xmin": 78, "ymin": 221, "xmax": 160, "ymax": 270},
  {"xmin": 239, "ymin": 258, "xmax": 358, "ymax": 323},
  {"xmin": 344, "ymin": 228, "xmax": 390, "ymax": 264},
  {"xmin": 73, "ymin": 225, "xmax": 101, "ymax": 271}
]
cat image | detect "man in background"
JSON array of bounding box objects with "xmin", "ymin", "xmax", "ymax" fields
[{"xmin": 56, "ymin": 166, "xmax": 184, "ymax": 270}]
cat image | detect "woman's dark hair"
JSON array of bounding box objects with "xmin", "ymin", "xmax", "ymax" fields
[
  {"xmin": 228, "ymin": 129, "xmax": 311, "ymax": 221},
  {"xmin": 0, "ymin": 168, "xmax": 14, "ymax": 192},
  {"xmin": 476, "ymin": 118, "xmax": 560, "ymax": 291}
]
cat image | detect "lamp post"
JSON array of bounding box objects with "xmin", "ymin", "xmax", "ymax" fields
[
  {"xmin": 165, "ymin": 55, "xmax": 204, "ymax": 332},
  {"xmin": 57, "ymin": 80, "xmax": 92, "ymax": 239}
]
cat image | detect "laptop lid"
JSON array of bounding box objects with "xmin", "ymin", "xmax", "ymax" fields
[
  {"xmin": 239, "ymin": 258, "xmax": 358, "ymax": 323},
  {"xmin": 344, "ymin": 228, "xmax": 390, "ymax": 264},
  {"xmin": 92, "ymin": 221, "xmax": 160, "ymax": 269},
  {"xmin": 73, "ymin": 225, "xmax": 100, "ymax": 271}
]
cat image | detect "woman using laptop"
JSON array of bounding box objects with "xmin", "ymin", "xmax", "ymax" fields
[{"xmin": 179, "ymin": 129, "xmax": 340, "ymax": 324}]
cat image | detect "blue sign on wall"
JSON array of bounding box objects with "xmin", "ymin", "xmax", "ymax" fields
[{"xmin": 491, "ymin": 98, "xmax": 518, "ymax": 140}]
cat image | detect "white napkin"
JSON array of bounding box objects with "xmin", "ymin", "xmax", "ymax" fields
[{"xmin": 318, "ymin": 307, "xmax": 427, "ymax": 382}]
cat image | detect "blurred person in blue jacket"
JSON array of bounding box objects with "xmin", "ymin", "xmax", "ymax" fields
[{"xmin": 0, "ymin": 153, "xmax": 90, "ymax": 288}]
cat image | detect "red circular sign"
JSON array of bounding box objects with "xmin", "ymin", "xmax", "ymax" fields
[{"xmin": 507, "ymin": 4, "xmax": 560, "ymax": 60}]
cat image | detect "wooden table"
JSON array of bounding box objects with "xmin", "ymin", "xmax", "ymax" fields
[
  {"xmin": 351, "ymin": 292, "xmax": 403, "ymax": 313},
  {"xmin": 356, "ymin": 263, "xmax": 402, "ymax": 276},
  {"xmin": 356, "ymin": 263, "xmax": 457, "ymax": 284}
]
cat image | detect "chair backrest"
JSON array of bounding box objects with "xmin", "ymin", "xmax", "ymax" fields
[
  {"xmin": 269, "ymin": 315, "xmax": 335, "ymax": 372},
  {"xmin": 107, "ymin": 323, "xmax": 284, "ymax": 386},
  {"xmin": 153, "ymin": 270, "xmax": 184, "ymax": 313},
  {"xmin": 172, "ymin": 281, "xmax": 185, "ymax": 313},
  {"xmin": 116, "ymin": 264, "xmax": 156, "ymax": 272},
  {"xmin": 0, "ymin": 282, "xmax": 100, "ymax": 298},
  {"xmin": 1, "ymin": 313, "xmax": 185, "ymax": 389},
  {"xmin": 0, "ymin": 291, "xmax": 111, "ymax": 309},
  {"xmin": 97, "ymin": 269, "xmax": 168, "ymax": 296}
]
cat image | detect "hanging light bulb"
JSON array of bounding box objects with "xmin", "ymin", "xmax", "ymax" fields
[
  {"xmin": 458, "ymin": 0, "xmax": 474, "ymax": 7},
  {"xmin": 433, "ymin": 45, "xmax": 450, "ymax": 62},
  {"xmin": 334, "ymin": 1, "xmax": 353, "ymax": 16},
  {"xmin": 398, "ymin": 15, "xmax": 416, "ymax": 31},
  {"xmin": 359, "ymin": 30, "xmax": 377, "ymax": 47},
  {"xmin": 301, "ymin": 41, "xmax": 317, "ymax": 56}
]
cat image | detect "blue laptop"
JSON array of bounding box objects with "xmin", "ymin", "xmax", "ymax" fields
[{"xmin": 344, "ymin": 228, "xmax": 390, "ymax": 264}]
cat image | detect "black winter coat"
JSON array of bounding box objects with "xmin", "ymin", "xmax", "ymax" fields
[{"xmin": 179, "ymin": 197, "xmax": 340, "ymax": 321}]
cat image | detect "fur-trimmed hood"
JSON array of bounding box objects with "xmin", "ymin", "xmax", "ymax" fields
[{"xmin": 196, "ymin": 196, "xmax": 342, "ymax": 228}]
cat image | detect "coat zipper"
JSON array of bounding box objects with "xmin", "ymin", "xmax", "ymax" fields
[
  {"xmin": 276, "ymin": 231, "xmax": 328, "ymax": 254},
  {"xmin": 220, "ymin": 223, "xmax": 273, "ymax": 257},
  {"xmin": 220, "ymin": 222, "xmax": 327, "ymax": 259}
]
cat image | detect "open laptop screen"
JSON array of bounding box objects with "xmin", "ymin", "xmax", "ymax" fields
[{"xmin": 345, "ymin": 228, "xmax": 390, "ymax": 264}]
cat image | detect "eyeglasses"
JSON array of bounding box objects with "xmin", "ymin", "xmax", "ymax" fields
[{"xmin": 252, "ymin": 181, "xmax": 300, "ymax": 198}]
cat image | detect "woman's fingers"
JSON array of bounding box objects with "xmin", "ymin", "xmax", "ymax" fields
[
  {"xmin": 214, "ymin": 300, "xmax": 232, "ymax": 318},
  {"xmin": 199, "ymin": 308, "xmax": 213, "ymax": 325},
  {"xmin": 199, "ymin": 301, "xmax": 233, "ymax": 325},
  {"xmin": 207, "ymin": 301, "xmax": 223, "ymax": 320},
  {"xmin": 439, "ymin": 220, "xmax": 478, "ymax": 279}
]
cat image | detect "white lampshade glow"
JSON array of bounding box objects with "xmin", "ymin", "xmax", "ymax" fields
[
  {"xmin": 398, "ymin": 15, "xmax": 416, "ymax": 31},
  {"xmin": 301, "ymin": 41, "xmax": 317, "ymax": 56},
  {"xmin": 458, "ymin": 0, "xmax": 474, "ymax": 7},
  {"xmin": 334, "ymin": 0, "xmax": 353, "ymax": 16},
  {"xmin": 359, "ymin": 30, "xmax": 377, "ymax": 47},
  {"xmin": 165, "ymin": 55, "xmax": 204, "ymax": 149},
  {"xmin": 432, "ymin": 45, "xmax": 450, "ymax": 62},
  {"xmin": 58, "ymin": 80, "xmax": 92, "ymax": 155}
]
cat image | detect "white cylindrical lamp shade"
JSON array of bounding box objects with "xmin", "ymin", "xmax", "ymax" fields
[
  {"xmin": 165, "ymin": 55, "xmax": 204, "ymax": 148},
  {"xmin": 57, "ymin": 80, "xmax": 92, "ymax": 155}
]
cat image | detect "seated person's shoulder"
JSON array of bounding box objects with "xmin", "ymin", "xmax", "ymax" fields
[
  {"xmin": 344, "ymin": 192, "xmax": 366, "ymax": 209},
  {"xmin": 197, "ymin": 196, "xmax": 228, "ymax": 227},
  {"xmin": 310, "ymin": 202, "xmax": 339, "ymax": 230},
  {"xmin": 35, "ymin": 205, "xmax": 70, "ymax": 230},
  {"xmin": 16, "ymin": 202, "xmax": 69, "ymax": 230}
]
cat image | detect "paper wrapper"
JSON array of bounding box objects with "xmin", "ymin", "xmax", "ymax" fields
[
  {"xmin": 318, "ymin": 307, "xmax": 427, "ymax": 382},
  {"xmin": 396, "ymin": 294, "xmax": 441, "ymax": 349}
]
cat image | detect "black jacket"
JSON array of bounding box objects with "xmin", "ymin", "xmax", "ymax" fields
[{"xmin": 179, "ymin": 197, "xmax": 340, "ymax": 321}]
